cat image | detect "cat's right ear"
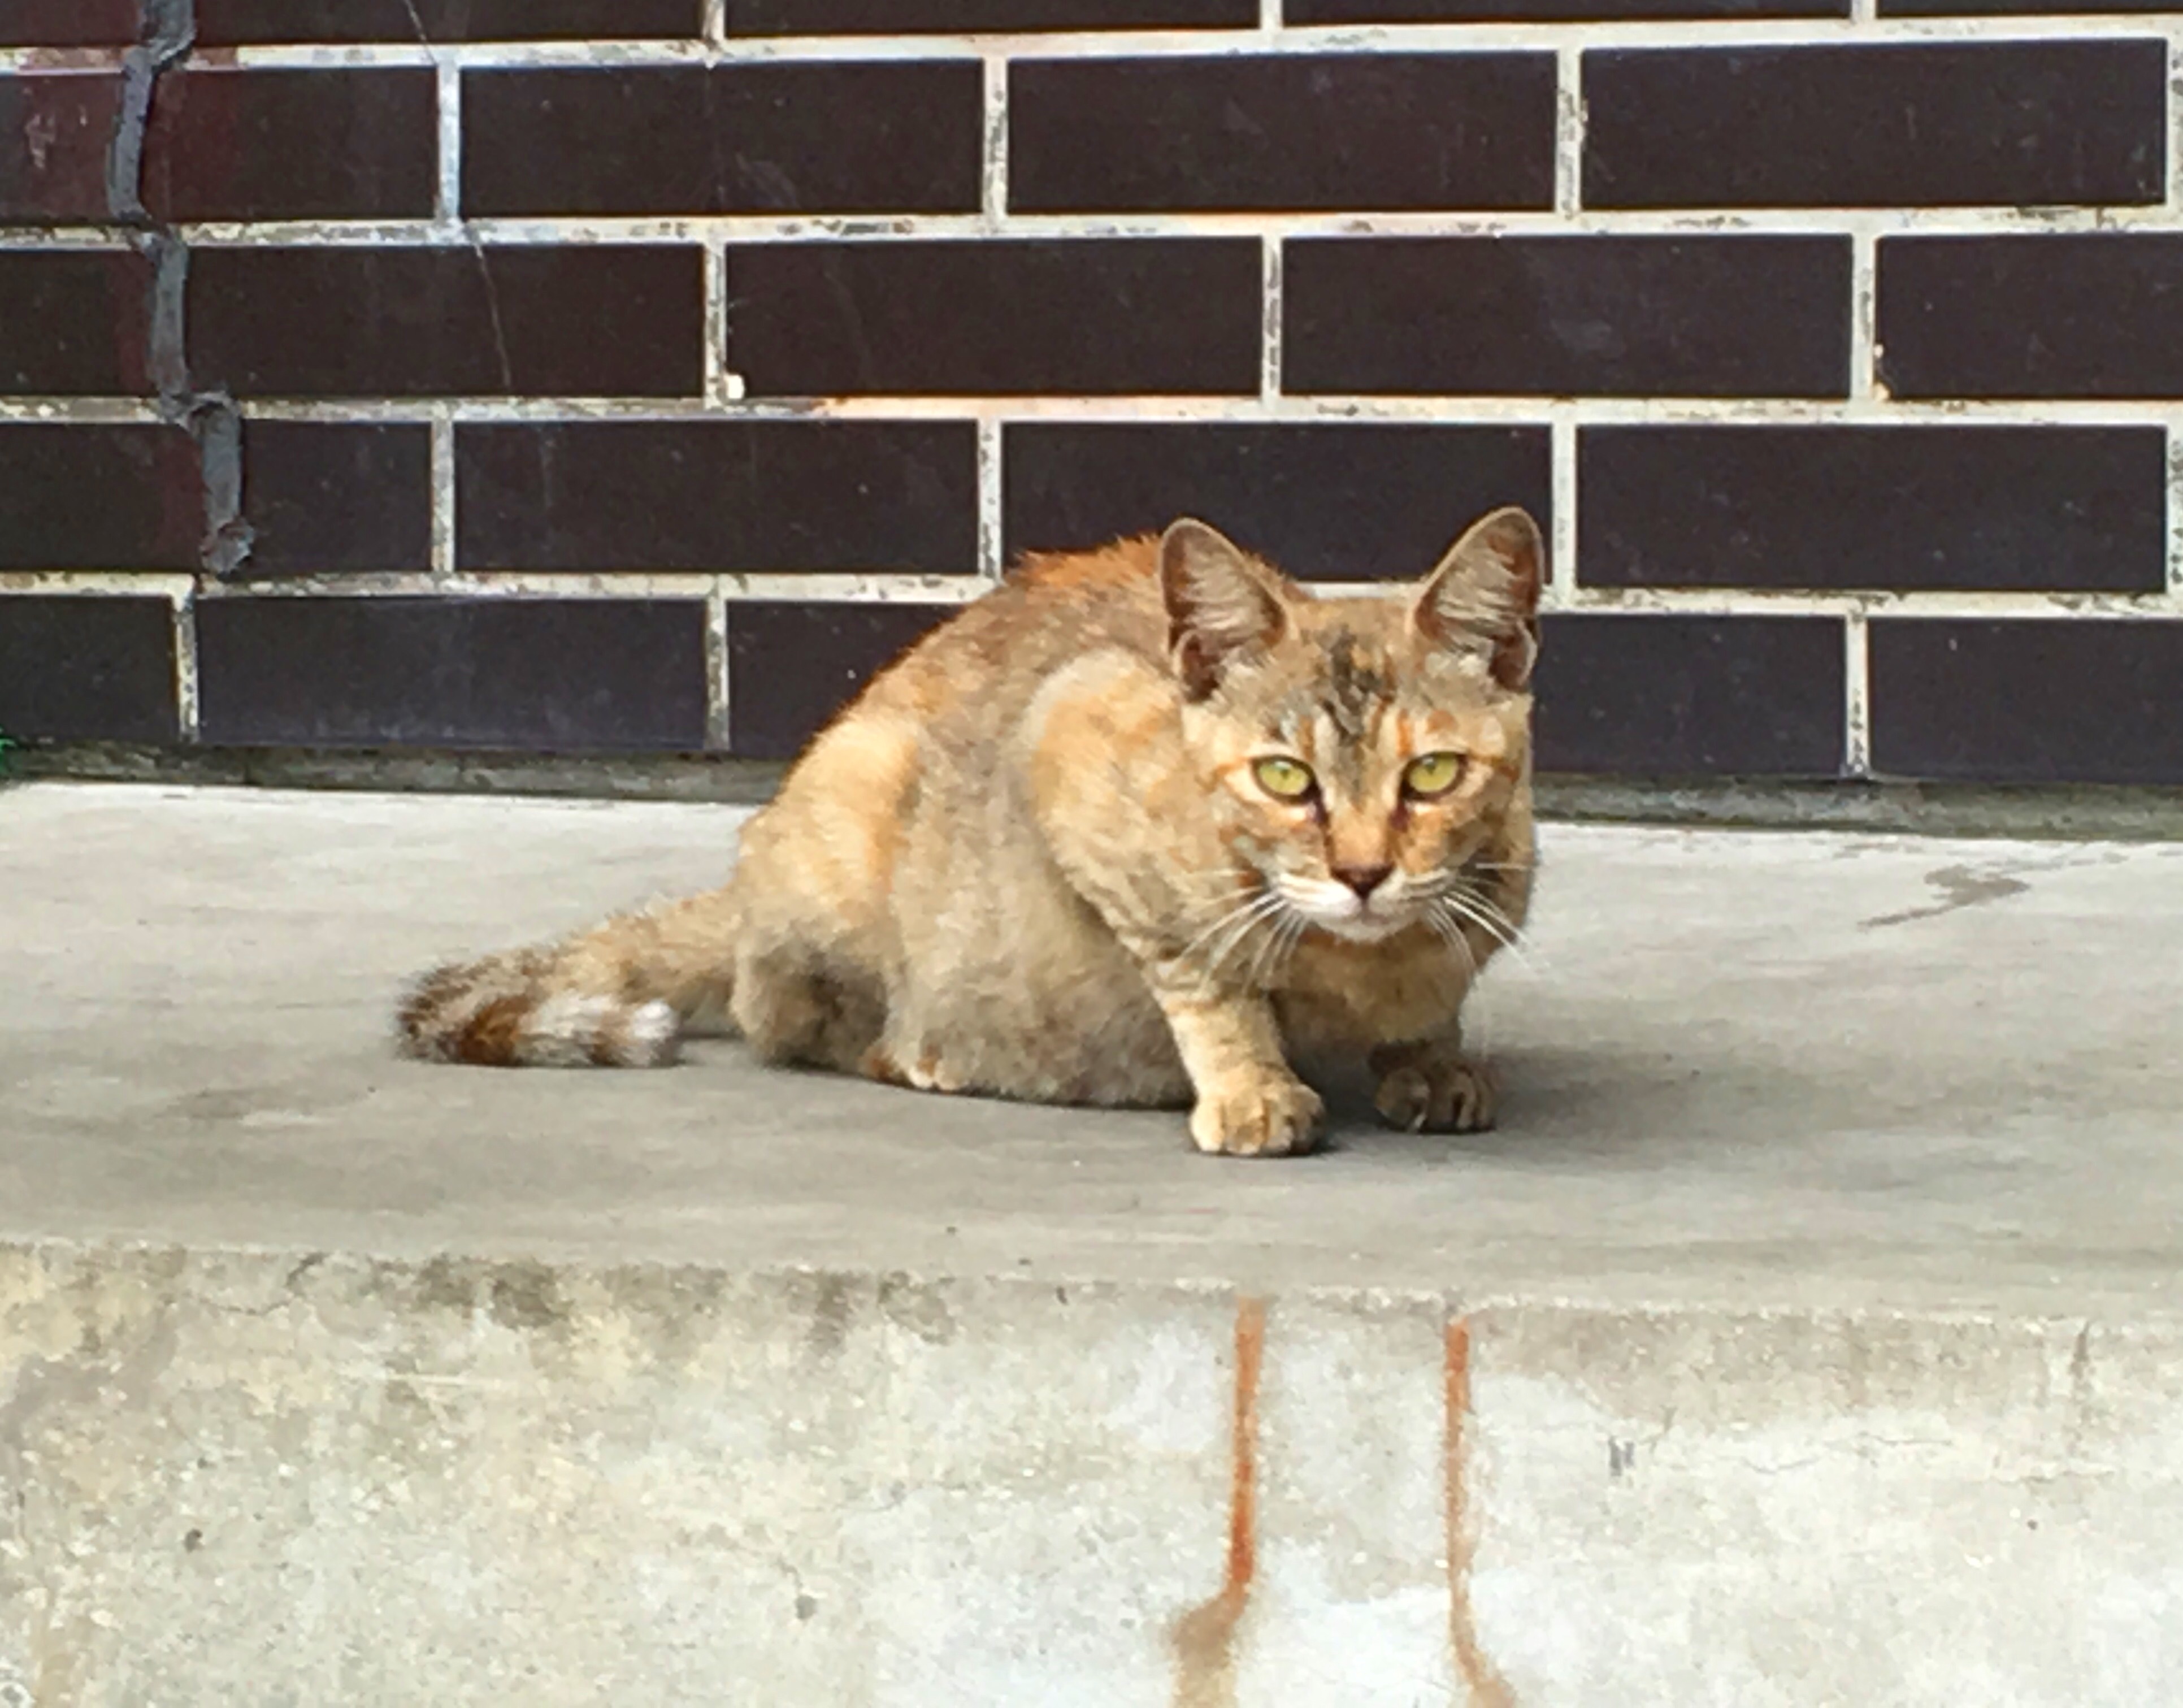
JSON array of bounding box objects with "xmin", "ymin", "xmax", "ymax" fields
[{"xmin": 1161, "ymin": 519, "xmax": 1288, "ymax": 701}]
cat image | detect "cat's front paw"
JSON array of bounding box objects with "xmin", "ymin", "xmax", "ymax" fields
[
  {"xmin": 1188, "ymin": 1073, "xmax": 1326, "ymax": 1158},
  {"xmin": 1374, "ymin": 1057, "xmax": 1498, "ymax": 1134}
]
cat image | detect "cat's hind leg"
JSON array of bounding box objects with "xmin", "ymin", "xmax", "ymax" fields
[
  {"xmin": 730, "ymin": 938, "xmax": 888, "ymax": 1076},
  {"xmin": 721, "ymin": 713, "xmax": 919, "ymax": 1078}
]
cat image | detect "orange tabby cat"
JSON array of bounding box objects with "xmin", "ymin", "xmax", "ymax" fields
[{"xmin": 398, "ymin": 508, "xmax": 1542, "ymax": 1157}]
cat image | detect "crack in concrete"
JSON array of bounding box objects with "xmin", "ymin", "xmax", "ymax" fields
[
  {"xmin": 1860, "ymin": 863, "xmax": 2034, "ymax": 930},
  {"xmin": 105, "ymin": 0, "xmax": 255, "ymax": 581}
]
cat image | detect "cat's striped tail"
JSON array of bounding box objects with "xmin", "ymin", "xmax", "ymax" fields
[{"xmin": 394, "ymin": 888, "xmax": 739, "ymax": 1068}]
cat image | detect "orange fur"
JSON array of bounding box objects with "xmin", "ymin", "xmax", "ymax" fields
[{"xmin": 397, "ymin": 509, "xmax": 1544, "ymax": 1156}]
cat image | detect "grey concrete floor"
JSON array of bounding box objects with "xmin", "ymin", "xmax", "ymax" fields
[{"xmin": 4, "ymin": 781, "xmax": 2179, "ymax": 1317}]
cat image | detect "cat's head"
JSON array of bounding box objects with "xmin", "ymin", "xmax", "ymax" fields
[{"xmin": 1162, "ymin": 507, "xmax": 1542, "ymax": 946}]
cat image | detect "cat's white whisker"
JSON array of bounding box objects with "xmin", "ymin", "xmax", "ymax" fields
[
  {"xmin": 1426, "ymin": 907, "xmax": 1482, "ymax": 985},
  {"xmin": 1439, "ymin": 888, "xmax": 1518, "ymax": 952},
  {"xmin": 1438, "ymin": 891, "xmax": 1549, "ymax": 979},
  {"xmin": 1244, "ymin": 905, "xmax": 1308, "ymax": 990},
  {"xmin": 1197, "ymin": 891, "xmax": 1289, "ymax": 979},
  {"xmin": 1175, "ymin": 891, "xmax": 1278, "ymax": 965},
  {"xmin": 1450, "ymin": 887, "xmax": 1522, "ymax": 942}
]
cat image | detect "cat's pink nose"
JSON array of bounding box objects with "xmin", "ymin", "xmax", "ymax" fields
[{"xmin": 1332, "ymin": 863, "xmax": 1394, "ymax": 901}]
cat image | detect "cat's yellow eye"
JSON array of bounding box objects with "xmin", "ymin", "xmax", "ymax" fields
[
  {"xmin": 1403, "ymin": 752, "xmax": 1468, "ymax": 799},
  {"xmin": 1252, "ymin": 756, "xmax": 1317, "ymax": 800}
]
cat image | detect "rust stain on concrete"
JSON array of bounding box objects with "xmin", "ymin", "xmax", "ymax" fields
[
  {"xmin": 1171, "ymin": 1294, "xmax": 1268, "ymax": 1708},
  {"xmin": 1446, "ymin": 1316, "xmax": 1515, "ymax": 1708}
]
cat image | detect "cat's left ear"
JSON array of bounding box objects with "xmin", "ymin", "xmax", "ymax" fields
[{"xmin": 1411, "ymin": 506, "xmax": 1544, "ymax": 690}]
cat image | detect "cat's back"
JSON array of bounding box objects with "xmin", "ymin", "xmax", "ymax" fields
[{"xmin": 853, "ymin": 535, "xmax": 1170, "ymax": 739}]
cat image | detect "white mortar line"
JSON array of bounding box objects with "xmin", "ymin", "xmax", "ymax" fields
[
  {"xmin": 982, "ymin": 57, "xmax": 1010, "ymax": 224},
  {"xmin": 0, "ymin": 572, "xmax": 197, "ymax": 597},
  {"xmin": 725, "ymin": 575, "xmax": 987, "ymax": 603},
  {"xmin": 11, "ymin": 393, "xmax": 2183, "ymax": 429},
  {"xmin": 1547, "ymin": 411, "xmax": 1578, "ymax": 608},
  {"xmin": 2168, "ymin": 432, "xmax": 2183, "ymax": 596},
  {"xmin": 1849, "ymin": 229, "xmax": 1880, "ymax": 406},
  {"xmin": 0, "ymin": 399, "xmax": 167, "ymax": 423},
  {"xmin": 1561, "ymin": 588, "xmax": 2183, "ymax": 618},
  {"xmin": 1260, "ymin": 237, "xmax": 1283, "ymax": 402},
  {"xmin": 14, "ymin": 202, "xmax": 2153, "ymax": 250},
  {"xmin": 706, "ymin": 579, "xmax": 732, "ymax": 750},
  {"xmin": 1843, "ymin": 609, "xmax": 1872, "ymax": 777},
  {"xmin": 704, "ymin": 241, "xmax": 733, "ymax": 407},
  {"xmin": 430, "ymin": 409, "xmax": 457, "ymax": 578},
  {"xmin": 1850, "ymin": 0, "xmax": 1876, "ymax": 27},
  {"xmin": 179, "ymin": 572, "xmax": 992, "ymax": 603},
  {"xmin": 188, "ymin": 572, "xmax": 715, "ymax": 600},
  {"xmin": 702, "ymin": 0, "xmax": 728, "ymax": 49},
  {"xmin": 978, "ymin": 418, "xmax": 1006, "ymax": 578},
  {"xmin": 2169, "ymin": 40, "xmax": 2182, "ymax": 215},
  {"xmin": 13, "ymin": 394, "xmax": 2183, "ymax": 428},
  {"xmin": 0, "ymin": 229, "xmax": 128, "ymax": 250},
  {"xmin": 1, "ymin": 16, "xmax": 2168, "ymax": 70},
  {"xmin": 172, "ymin": 591, "xmax": 201, "ymax": 743},
  {"xmin": 1261, "ymin": 0, "xmax": 1282, "ymax": 32},
  {"xmin": 1554, "ymin": 44, "xmax": 1582, "ymax": 216},
  {"xmin": 15, "ymin": 572, "xmax": 2171, "ymax": 619},
  {"xmin": 435, "ymin": 60, "xmax": 462, "ymax": 229}
]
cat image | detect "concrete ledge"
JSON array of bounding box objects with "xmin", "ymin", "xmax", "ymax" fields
[
  {"xmin": 5, "ymin": 782, "xmax": 2182, "ymax": 1702},
  {"xmin": 6, "ymin": 1242, "xmax": 2181, "ymax": 1706}
]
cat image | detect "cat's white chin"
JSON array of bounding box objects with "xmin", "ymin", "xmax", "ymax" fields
[
  {"xmin": 1277, "ymin": 878, "xmax": 1416, "ymax": 943},
  {"xmin": 1297, "ymin": 905, "xmax": 1414, "ymax": 943}
]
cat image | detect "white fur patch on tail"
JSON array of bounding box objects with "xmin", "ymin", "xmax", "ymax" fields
[
  {"xmin": 523, "ymin": 994, "xmax": 680, "ymax": 1068},
  {"xmin": 617, "ymin": 999, "xmax": 680, "ymax": 1066}
]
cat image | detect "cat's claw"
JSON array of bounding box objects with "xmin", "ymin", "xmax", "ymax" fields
[
  {"xmin": 1189, "ymin": 1076, "xmax": 1326, "ymax": 1158},
  {"xmin": 1374, "ymin": 1059, "xmax": 1498, "ymax": 1134}
]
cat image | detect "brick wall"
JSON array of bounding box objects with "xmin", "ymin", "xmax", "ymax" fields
[{"xmin": 2, "ymin": 2, "xmax": 2180, "ymax": 788}]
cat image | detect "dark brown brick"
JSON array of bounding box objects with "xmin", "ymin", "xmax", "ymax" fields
[
  {"xmin": 0, "ymin": 421, "xmax": 431, "ymax": 575},
  {"xmin": 458, "ymin": 422, "xmax": 978, "ymax": 573},
  {"xmin": 139, "ymin": 68, "xmax": 438, "ymax": 222},
  {"xmin": 196, "ymin": 0, "xmax": 701, "ymax": 42},
  {"xmin": 731, "ymin": 0, "xmax": 1254, "ymax": 31},
  {"xmin": 0, "ymin": 72, "xmax": 122, "ymax": 224},
  {"xmin": 188, "ymin": 246, "xmax": 703, "ymax": 398},
  {"xmin": 728, "ymin": 241, "xmax": 1260, "ymax": 397},
  {"xmin": 1004, "ymin": 423, "xmax": 1550, "ymax": 580},
  {"xmin": 1870, "ymin": 620, "xmax": 2183, "ymax": 783},
  {"xmin": 1534, "ymin": 614, "xmax": 1845, "ymax": 777},
  {"xmin": 1585, "ymin": 44, "xmax": 2164, "ymax": 209},
  {"xmin": 245, "ymin": 424, "xmax": 433, "ymax": 576},
  {"xmin": 1284, "ymin": 237, "xmax": 1850, "ymax": 398},
  {"xmin": 0, "ymin": 424, "xmax": 201, "ymax": 569},
  {"xmin": 1880, "ymin": 236, "xmax": 2183, "ymax": 400},
  {"xmin": 1580, "ymin": 427, "xmax": 2165, "ymax": 593},
  {"xmin": 0, "ymin": 596, "xmax": 176, "ymax": 743},
  {"xmin": 465, "ymin": 64, "xmax": 980, "ymax": 218},
  {"xmin": 0, "ymin": 1, "xmax": 138, "ymax": 46},
  {"xmin": 1293, "ymin": 0, "xmax": 1837, "ymax": 16},
  {"xmin": 1010, "ymin": 54, "xmax": 1554, "ymax": 214},
  {"xmin": 196, "ymin": 598, "xmax": 709, "ymax": 751},
  {"xmin": 0, "ymin": 250, "xmax": 150, "ymax": 395},
  {"xmin": 727, "ymin": 601, "xmax": 952, "ymax": 759}
]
